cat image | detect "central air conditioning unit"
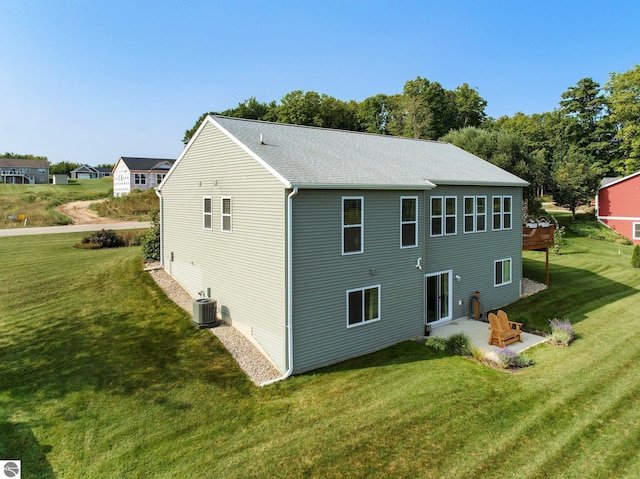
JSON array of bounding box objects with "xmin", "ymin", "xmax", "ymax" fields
[{"xmin": 192, "ymin": 298, "xmax": 218, "ymax": 328}]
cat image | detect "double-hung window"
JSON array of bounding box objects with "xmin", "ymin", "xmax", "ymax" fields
[
  {"xmin": 401, "ymin": 196, "xmax": 418, "ymax": 248},
  {"xmin": 431, "ymin": 197, "xmax": 443, "ymax": 236},
  {"xmin": 342, "ymin": 196, "xmax": 363, "ymax": 254},
  {"xmin": 221, "ymin": 197, "xmax": 232, "ymax": 232},
  {"xmin": 444, "ymin": 196, "xmax": 457, "ymax": 235},
  {"xmin": 634, "ymin": 222, "xmax": 640, "ymax": 240},
  {"xmin": 494, "ymin": 258, "xmax": 512, "ymax": 286},
  {"xmin": 492, "ymin": 195, "xmax": 512, "ymax": 230},
  {"xmin": 431, "ymin": 196, "xmax": 456, "ymax": 236},
  {"xmin": 347, "ymin": 285, "xmax": 380, "ymax": 327},
  {"xmin": 203, "ymin": 197, "xmax": 212, "ymax": 230},
  {"xmin": 464, "ymin": 196, "xmax": 487, "ymax": 233}
]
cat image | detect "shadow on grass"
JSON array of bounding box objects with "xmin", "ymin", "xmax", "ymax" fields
[
  {"xmin": 301, "ymin": 340, "xmax": 448, "ymax": 378},
  {"xmin": 0, "ymin": 420, "xmax": 55, "ymax": 479},
  {"xmin": 0, "ymin": 303, "xmax": 252, "ymax": 408}
]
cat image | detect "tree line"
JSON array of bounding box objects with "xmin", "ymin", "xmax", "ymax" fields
[{"xmin": 185, "ymin": 64, "xmax": 640, "ymax": 218}]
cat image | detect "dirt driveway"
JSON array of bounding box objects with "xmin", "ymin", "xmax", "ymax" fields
[{"xmin": 56, "ymin": 199, "xmax": 115, "ymax": 224}]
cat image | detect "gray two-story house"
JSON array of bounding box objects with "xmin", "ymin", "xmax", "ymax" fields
[
  {"xmin": 0, "ymin": 158, "xmax": 50, "ymax": 184},
  {"xmin": 157, "ymin": 116, "xmax": 528, "ymax": 377}
]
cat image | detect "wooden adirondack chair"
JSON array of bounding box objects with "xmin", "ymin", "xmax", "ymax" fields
[{"xmin": 488, "ymin": 310, "xmax": 523, "ymax": 347}]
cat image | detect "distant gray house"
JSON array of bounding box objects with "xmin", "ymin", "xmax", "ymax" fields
[
  {"xmin": 0, "ymin": 158, "xmax": 49, "ymax": 184},
  {"xmin": 157, "ymin": 116, "xmax": 528, "ymax": 377},
  {"xmin": 112, "ymin": 157, "xmax": 175, "ymax": 197},
  {"xmin": 70, "ymin": 164, "xmax": 113, "ymax": 179}
]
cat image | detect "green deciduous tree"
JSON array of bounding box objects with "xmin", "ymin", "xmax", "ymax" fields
[
  {"xmin": 453, "ymin": 83, "xmax": 487, "ymax": 128},
  {"xmin": 441, "ymin": 127, "xmax": 545, "ymax": 213},
  {"xmin": 2, "ymin": 152, "xmax": 48, "ymax": 161},
  {"xmin": 50, "ymin": 161, "xmax": 81, "ymax": 175},
  {"xmin": 551, "ymin": 146, "xmax": 602, "ymax": 218},
  {"xmin": 605, "ymin": 65, "xmax": 640, "ymax": 175}
]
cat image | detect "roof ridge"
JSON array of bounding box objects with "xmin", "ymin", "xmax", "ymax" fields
[{"xmin": 212, "ymin": 115, "xmax": 450, "ymax": 145}]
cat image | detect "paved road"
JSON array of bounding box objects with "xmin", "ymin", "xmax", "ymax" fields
[{"xmin": 0, "ymin": 221, "xmax": 151, "ymax": 237}]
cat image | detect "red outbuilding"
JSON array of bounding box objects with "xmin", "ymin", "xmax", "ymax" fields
[{"xmin": 597, "ymin": 170, "xmax": 640, "ymax": 244}]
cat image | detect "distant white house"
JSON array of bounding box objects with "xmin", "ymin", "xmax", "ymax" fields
[
  {"xmin": 70, "ymin": 164, "xmax": 113, "ymax": 179},
  {"xmin": 112, "ymin": 157, "xmax": 175, "ymax": 197}
]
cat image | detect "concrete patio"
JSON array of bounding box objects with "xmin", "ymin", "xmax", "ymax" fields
[{"xmin": 431, "ymin": 318, "xmax": 547, "ymax": 353}]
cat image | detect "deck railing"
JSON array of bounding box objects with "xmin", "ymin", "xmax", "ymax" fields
[{"xmin": 522, "ymin": 225, "xmax": 554, "ymax": 251}]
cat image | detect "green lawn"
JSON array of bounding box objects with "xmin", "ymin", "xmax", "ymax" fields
[
  {"xmin": 0, "ymin": 178, "xmax": 113, "ymax": 228},
  {"xmin": 1, "ymin": 233, "xmax": 639, "ymax": 478}
]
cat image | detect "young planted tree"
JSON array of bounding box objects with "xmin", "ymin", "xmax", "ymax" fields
[{"xmin": 632, "ymin": 245, "xmax": 640, "ymax": 268}]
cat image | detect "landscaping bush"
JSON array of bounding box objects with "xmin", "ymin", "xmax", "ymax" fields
[
  {"xmin": 140, "ymin": 210, "xmax": 160, "ymax": 261},
  {"xmin": 78, "ymin": 229, "xmax": 124, "ymax": 249},
  {"xmin": 632, "ymin": 245, "xmax": 640, "ymax": 268},
  {"xmin": 425, "ymin": 336, "xmax": 447, "ymax": 352},
  {"xmin": 547, "ymin": 317, "xmax": 575, "ymax": 346},
  {"xmin": 425, "ymin": 333, "xmax": 472, "ymax": 356},
  {"xmin": 551, "ymin": 215, "xmax": 565, "ymax": 255},
  {"xmin": 445, "ymin": 333, "xmax": 472, "ymax": 356},
  {"xmin": 494, "ymin": 347, "xmax": 533, "ymax": 369}
]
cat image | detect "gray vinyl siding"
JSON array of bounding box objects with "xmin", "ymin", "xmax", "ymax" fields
[
  {"xmin": 424, "ymin": 186, "xmax": 523, "ymax": 318},
  {"xmin": 291, "ymin": 186, "xmax": 523, "ymax": 373},
  {"xmin": 291, "ymin": 190, "xmax": 425, "ymax": 374},
  {"xmin": 159, "ymin": 121, "xmax": 287, "ymax": 372}
]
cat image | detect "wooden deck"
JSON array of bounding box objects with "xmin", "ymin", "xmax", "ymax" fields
[
  {"xmin": 522, "ymin": 225, "xmax": 554, "ymax": 285},
  {"xmin": 523, "ymin": 225, "xmax": 554, "ymax": 251}
]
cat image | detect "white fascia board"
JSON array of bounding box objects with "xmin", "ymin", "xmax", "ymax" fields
[
  {"xmin": 156, "ymin": 118, "xmax": 207, "ymax": 191},
  {"xmin": 430, "ymin": 179, "xmax": 529, "ymax": 187},
  {"xmin": 291, "ymin": 181, "xmax": 436, "ymax": 190},
  {"xmin": 111, "ymin": 157, "xmax": 123, "ymax": 175},
  {"xmin": 209, "ymin": 117, "xmax": 292, "ymax": 188},
  {"xmin": 599, "ymin": 170, "xmax": 640, "ymax": 190}
]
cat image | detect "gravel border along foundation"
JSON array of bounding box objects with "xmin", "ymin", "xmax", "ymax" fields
[
  {"xmin": 147, "ymin": 266, "xmax": 282, "ymax": 386},
  {"xmin": 521, "ymin": 277, "xmax": 547, "ymax": 297},
  {"xmin": 148, "ymin": 265, "xmax": 546, "ymax": 385}
]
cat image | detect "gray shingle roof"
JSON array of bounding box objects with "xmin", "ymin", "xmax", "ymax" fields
[
  {"xmin": 119, "ymin": 157, "xmax": 175, "ymax": 171},
  {"xmin": 0, "ymin": 158, "xmax": 49, "ymax": 168},
  {"xmin": 210, "ymin": 116, "xmax": 528, "ymax": 189}
]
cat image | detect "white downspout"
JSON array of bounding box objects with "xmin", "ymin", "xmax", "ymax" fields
[
  {"xmin": 261, "ymin": 186, "xmax": 298, "ymax": 386},
  {"xmin": 154, "ymin": 187, "xmax": 164, "ymax": 268}
]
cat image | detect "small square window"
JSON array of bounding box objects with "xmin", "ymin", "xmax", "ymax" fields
[
  {"xmin": 494, "ymin": 258, "xmax": 512, "ymax": 286},
  {"xmin": 347, "ymin": 285, "xmax": 380, "ymax": 327}
]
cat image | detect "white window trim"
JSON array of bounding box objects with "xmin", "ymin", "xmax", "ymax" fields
[
  {"xmin": 444, "ymin": 196, "xmax": 457, "ymax": 236},
  {"xmin": 346, "ymin": 284, "xmax": 381, "ymax": 328},
  {"xmin": 400, "ymin": 196, "xmax": 418, "ymax": 248},
  {"xmin": 342, "ymin": 196, "xmax": 364, "ymax": 255},
  {"xmin": 494, "ymin": 258, "xmax": 512, "ymax": 287},
  {"xmin": 134, "ymin": 173, "xmax": 147, "ymax": 185},
  {"xmin": 492, "ymin": 195, "xmax": 512, "ymax": 231},
  {"xmin": 476, "ymin": 196, "xmax": 487, "ymax": 233},
  {"xmin": 203, "ymin": 196, "xmax": 212, "ymax": 230},
  {"xmin": 221, "ymin": 196, "xmax": 232, "ymax": 233},
  {"xmin": 430, "ymin": 196, "xmax": 443, "ymax": 237},
  {"xmin": 464, "ymin": 196, "xmax": 487, "ymax": 234},
  {"xmin": 634, "ymin": 222, "xmax": 640, "ymax": 240}
]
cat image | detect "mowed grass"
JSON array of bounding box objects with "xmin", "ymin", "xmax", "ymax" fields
[
  {"xmin": 0, "ymin": 178, "xmax": 113, "ymax": 228},
  {"xmin": 1, "ymin": 233, "xmax": 640, "ymax": 478}
]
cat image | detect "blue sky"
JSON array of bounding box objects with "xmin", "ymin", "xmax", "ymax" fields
[{"xmin": 1, "ymin": 1, "xmax": 639, "ymax": 165}]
